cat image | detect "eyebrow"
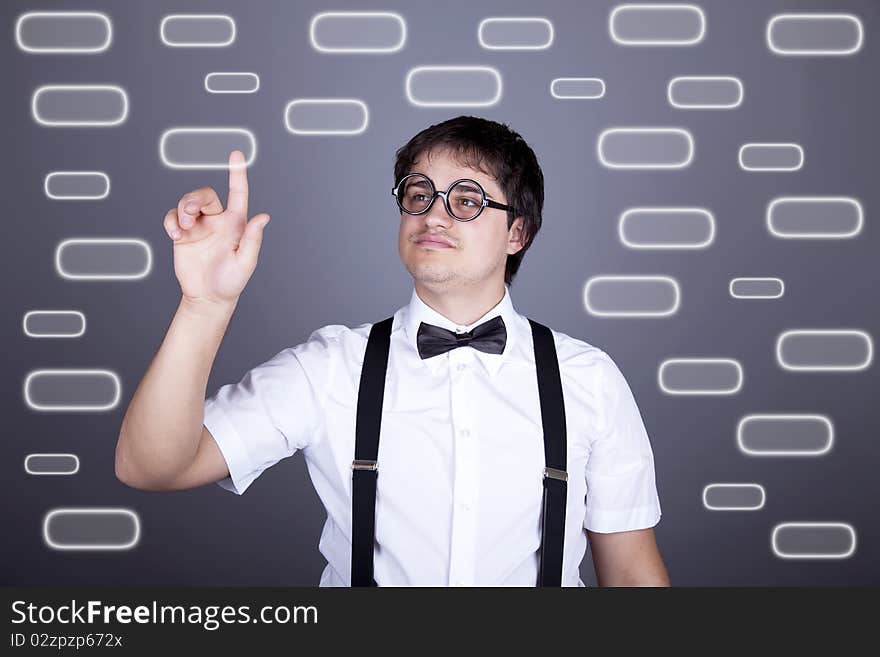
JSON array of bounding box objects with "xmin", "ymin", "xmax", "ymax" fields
[{"xmin": 405, "ymin": 174, "xmax": 498, "ymax": 200}]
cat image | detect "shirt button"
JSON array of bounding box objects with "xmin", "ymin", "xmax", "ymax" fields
[
  {"xmin": 460, "ymin": 429, "xmax": 470, "ymax": 438},
  {"xmin": 456, "ymin": 363, "xmax": 466, "ymax": 372},
  {"xmin": 453, "ymin": 580, "xmax": 465, "ymax": 587}
]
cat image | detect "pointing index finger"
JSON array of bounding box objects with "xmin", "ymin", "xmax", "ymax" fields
[{"xmin": 226, "ymin": 150, "xmax": 249, "ymax": 217}]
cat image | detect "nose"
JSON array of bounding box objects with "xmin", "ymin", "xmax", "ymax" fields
[{"xmin": 422, "ymin": 192, "xmax": 455, "ymax": 229}]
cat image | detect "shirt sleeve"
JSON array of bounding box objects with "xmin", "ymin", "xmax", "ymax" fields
[
  {"xmin": 583, "ymin": 351, "xmax": 662, "ymax": 533},
  {"xmin": 203, "ymin": 325, "xmax": 341, "ymax": 495}
]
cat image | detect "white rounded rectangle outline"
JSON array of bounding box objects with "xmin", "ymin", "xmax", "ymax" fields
[
  {"xmin": 31, "ymin": 84, "xmax": 129, "ymax": 127},
  {"xmin": 609, "ymin": 3, "xmax": 706, "ymax": 46},
  {"xmin": 667, "ymin": 76, "xmax": 743, "ymax": 109},
  {"xmin": 597, "ymin": 127, "xmax": 694, "ymax": 169},
  {"xmin": 44, "ymin": 171, "xmax": 110, "ymax": 200},
  {"xmin": 550, "ymin": 77, "xmax": 605, "ymax": 99},
  {"xmin": 766, "ymin": 196, "xmax": 863, "ymax": 239},
  {"xmin": 159, "ymin": 127, "xmax": 257, "ymax": 169},
  {"xmin": 771, "ymin": 522, "xmax": 856, "ymax": 559},
  {"xmin": 702, "ymin": 483, "xmax": 766, "ymax": 511},
  {"xmin": 55, "ymin": 237, "xmax": 153, "ymax": 280},
  {"xmin": 25, "ymin": 453, "xmax": 80, "ymax": 475},
  {"xmin": 478, "ymin": 17, "xmax": 554, "ymax": 50},
  {"xmin": 309, "ymin": 11, "xmax": 406, "ymax": 53},
  {"xmin": 738, "ymin": 143, "xmax": 804, "ymax": 171},
  {"xmin": 43, "ymin": 508, "xmax": 140, "ymax": 550},
  {"xmin": 23, "ymin": 310, "xmax": 86, "ymax": 338},
  {"xmin": 583, "ymin": 275, "xmax": 681, "ymax": 317},
  {"xmin": 766, "ymin": 13, "xmax": 863, "ymax": 56},
  {"xmin": 658, "ymin": 358, "xmax": 743, "ymax": 395},
  {"xmin": 619, "ymin": 206, "xmax": 715, "ymax": 249},
  {"xmin": 775, "ymin": 329, "xmax": 873, "ymax": 372},
  {"xmin": 736, "ymin": 414, "xmax": 833, "ymax": 456},
  {"xmin": 15, "ymin": 11, "xmax": 112, "ymax": 54},
  {"xmin": 283, "ymin": 99, "xmax": 369, "ymax": 135},
  {"xmin": 159, "ymin": 14, "xmax": 236, "ymax": 48},
  {"xmin": 405, "ymin": 66, "xmax": 502, "ymax": 108},
  {"xmin": 729, "ymin": 277, "xmax": 785, "ymax": 299},
  {"xmin": 24, "ymin": 368, "xmax": 121, "ymax": 412},
  {"xmin": 204, "ymin": 72, "xmax": 260, "ymax": 94}
]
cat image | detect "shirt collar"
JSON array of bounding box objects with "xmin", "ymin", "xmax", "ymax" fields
[{"xmin": 403, "ymin": 284, "xmax": 519, "ymax": 378}]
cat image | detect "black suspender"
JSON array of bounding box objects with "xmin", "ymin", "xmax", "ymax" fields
[
  {"xmin": 529, "ymin": 319, "xmax": 569, "ymax": 587},
  {"xmin": 350, "ymin": 316, "xmax": 567, "ymax": 587},
  {"xmin": 350, "ymin": 316, "xmax": 393, "ymax": 587}
]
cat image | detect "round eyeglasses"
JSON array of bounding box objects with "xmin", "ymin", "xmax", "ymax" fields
[{"xmin": 392, "ymin": 173, "xmax": 517, "ymax": 222}]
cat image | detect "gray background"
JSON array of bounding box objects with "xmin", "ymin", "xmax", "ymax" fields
[{"xmin": 2, "ymin": 0, "xmax": 877, "ymax": 586}]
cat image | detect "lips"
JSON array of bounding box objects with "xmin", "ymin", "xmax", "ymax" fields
[{"xmin": 415, "ymin": 234, "xmax": 455, "ymax": 248}]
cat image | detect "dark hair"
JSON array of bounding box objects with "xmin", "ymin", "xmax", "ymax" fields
[{"xmin": 393, "ymin": 115, "xmax": 544, "ymax": 286}]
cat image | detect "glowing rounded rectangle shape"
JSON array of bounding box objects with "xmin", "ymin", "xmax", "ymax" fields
[
  {"xmin": 160, "ymin": 14, "xmax": 235, "ymax": 48},
  {"xmin": 44, "ymin": 171, "xmax": 109, "ymax": 200},
  {"xmin": 15, "ymin": 11, "xmax": 112, "ymax": 54},
  {"xmin": 609, "ymin": 4, "xmax": 705, "ymax": 46},
  {"xmin": 23, "ymin": 310, "xmax": 86, "ymax": 338},
  {"xmin": 772, "ymin": 522, "xmax": 856, "ymax": 559},
  {"xmin": 619, "ymin": 207, "xmax": 714, "ymax": 248},
  {"xmin": 776, "ymin": 329, "xmax": 872, "ymax": 372},
  {"xmin": 737, "ymin": 414, "xmax": 833, "ymax": 456},
  {"xmin": 24, "ymin": 369, "xmax": 121, "ymax": 412},
  {"xmin": 55, "ymin": 238, "xmax": 152, "ymax": 280},
  {"xmin": 478, "ymin": 17, "xmax": 554, "ymax": 50},
  {"xmin": 597, "ymin": 127, "xmax": 693, "ymax": 169},
  {"xmin": 702, "ymin": 484, "xmax": 765, "ymax": 511},
  {"xmin": 550, "ymin": 78, "xmax": 605, "ymax": 99},
  {"xmin": 406, "ymin": 66, "xmax": 502, "ymax": 108},
  {"xmin": 767, "ymin": 14, "xmax": 863, "ymax": 56},
  {"xmin": 284, "ymin": 99, "xmax": 369, "ymax": 135},
  {"xmin": 25, "ymin": 454, "xmax": 80, "ymax": 475},
  {"xmin": 738, "ymin": 143, "xmax": 803, "ymax": 171},
  {"xmin": 658, "ymin": 358, "xmax": 743, "ymax": 395},
  {"xmin": 160, "ymin": 127, "xmax": 256, "ymax": 169},
  {"xmin": 766, "ymin": 196, "xmax": 862, "ymax": 239},
  {"xmin": 729, "ymin": 278, "xmax": 784, "ymax": 299},
  {"xmin": 43, "ymin": 508, "xmax": 140, "ymax": 550},
  {"xmin": 668, "ymin": 76, "xmax": 743, "ymax": 109},
  {"xmin": 309, "ymin": 11, "xmax": 406, "ymax": 53},
  {"xmin": 204, "ymin": 72, "xmax": 260, "ymax": 94},
  {"xmin": 583, "ymin": 275, "xmax": 680, "ymax": 317},
  {"xmin": 32, "ymin": 85, "xmax": 128, "ymax": 127}
]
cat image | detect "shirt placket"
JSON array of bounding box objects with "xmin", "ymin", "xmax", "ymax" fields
[{"xmin": 447, "ymin": 343, "xmax": 479, "ymax": 587}]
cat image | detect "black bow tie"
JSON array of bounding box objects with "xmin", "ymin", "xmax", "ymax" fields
[{"xmin": 416, "ymin": 316, "xmax": 507, "ymax": 359}]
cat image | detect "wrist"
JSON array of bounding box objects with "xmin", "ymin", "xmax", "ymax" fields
[{"xmin": 179, "ymin": 294, "xmax": 239, "ymax": 320}]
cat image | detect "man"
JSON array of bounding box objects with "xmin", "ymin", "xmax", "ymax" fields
[{"xmin": 115, "ymin": 115, "xmax": 670, "ymax": 587}]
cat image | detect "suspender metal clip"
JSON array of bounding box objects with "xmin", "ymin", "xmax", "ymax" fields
[
  {"xmin": 543, "ymin": 467, "xmax": 568, "ymax": 482},
  {"xmin": 352, "ymin": 459, "xmax": 378, "ymax": 471}
]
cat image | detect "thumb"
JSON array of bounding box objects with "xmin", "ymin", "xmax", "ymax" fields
[{"xmin": 237, "ymin": 213, "xmax": 271, "ymax": 266}]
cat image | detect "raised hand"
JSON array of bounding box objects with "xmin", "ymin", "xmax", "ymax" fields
[{"xmin": 163, "ymin": 150, "xmax": 271, "ymax": 307}]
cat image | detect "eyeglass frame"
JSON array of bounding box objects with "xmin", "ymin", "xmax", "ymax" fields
[{"xmin": 391, "ymin": 172, "xmax": 517, "ymax": 222}]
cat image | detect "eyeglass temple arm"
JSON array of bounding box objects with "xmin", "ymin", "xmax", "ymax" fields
[{"xmin": 486, "ymin": 199, "xmax": 516, "ymax": 214}]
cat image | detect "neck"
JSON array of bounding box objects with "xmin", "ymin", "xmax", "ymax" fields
[{"xmin": 415, "ymin": 280, "xmax": 506, "ymax": 326}]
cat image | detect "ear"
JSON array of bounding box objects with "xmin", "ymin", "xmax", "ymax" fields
[{"xmin": 506, "ymin": 216, "xmax": 526, "ymax": 255}]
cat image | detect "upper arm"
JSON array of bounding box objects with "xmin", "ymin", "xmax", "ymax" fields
[
  {"xmin": 587, "ymin": 527, "xmax": 670, "ymax": 587},
  {"xmin": 583, "ymin": 351, "xmax": 662, "ymax": 533},
  {"xmin": 161, "ymin": 425, "xmax": 230, "ymax": 491},
  {"xmin": 202, "ymin": 327, "xmax": 342, "ymax": 495}
]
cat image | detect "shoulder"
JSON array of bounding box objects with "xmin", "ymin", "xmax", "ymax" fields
[
  {"xmin": 297, "ymin": 314, "xmax": 397, "ymax": 361},
  {"xmin": 529, "ymin": 321, "xmax": 624, "ymax": 387}
]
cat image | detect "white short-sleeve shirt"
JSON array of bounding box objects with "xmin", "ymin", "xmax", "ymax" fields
[{"xmin": 203, "ymin": 285, "xmax": 662, "ymax": 586}]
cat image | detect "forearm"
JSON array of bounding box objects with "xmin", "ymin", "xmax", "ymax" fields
[{"xmin": 115, "ymin": 295, "xmax": 237, "ymax": 486}]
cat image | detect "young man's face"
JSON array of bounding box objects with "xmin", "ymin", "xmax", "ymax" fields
[{"xmin": 397, "ymin": 147, "xmax": 525, "ymax": 291}]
